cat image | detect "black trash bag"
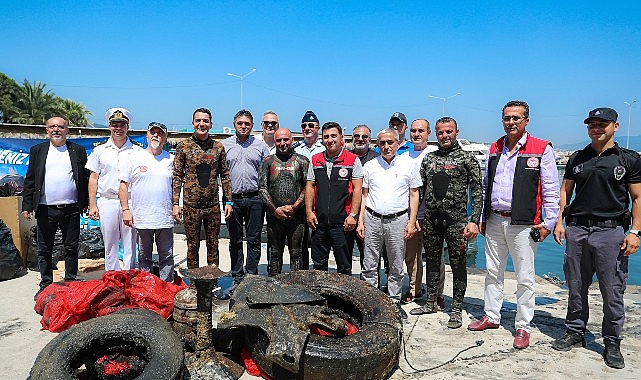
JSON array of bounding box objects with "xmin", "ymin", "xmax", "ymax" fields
[
  {"xmin": 0, "ymin": 219, "xmax": 23, "ymax": 281},
  {"xmin": 78, "ymin": 228, "xmax": 105, "ymax": 259},
  {"xmin": 29, "ymin": 226, "xmax": 66, "ymax": 266}
]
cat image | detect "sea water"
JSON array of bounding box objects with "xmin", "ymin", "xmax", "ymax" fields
[{"xmin": 471, "ymin": 167, "xmax": 641, "ymax": 285}]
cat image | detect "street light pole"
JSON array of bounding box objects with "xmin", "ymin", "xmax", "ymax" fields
[
  {"xmin": 227, "ymin": 68, "xmax": 257, "ymax": 109},
  {"xmin": 428, "ymin": 92, "xmax": 461, "ymax": 116},
  {"xmin": 624, "ymin": 99, "xmax": 637, "ymax": 149}
]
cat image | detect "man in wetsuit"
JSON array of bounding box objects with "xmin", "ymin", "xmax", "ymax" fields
[
  {"xmin": 172, "ymin": 108, "xmax": 233, "ymax": 272},
  {"xmin": 409, "ymin": 117, "xmax": 482, "ymax": 330},
  {"xmin": 259, "ymin": 128, "xmax": 309, "ymax": 275}
]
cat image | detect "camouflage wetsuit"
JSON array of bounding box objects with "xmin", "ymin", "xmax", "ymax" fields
[
  {"xmin": 258, "ymin": 151, "xmax": 309, "ymax": 275},
  {"xmin": 172, "ymin": 134, "xmax": 233, "ymax": 268},
  {"xmin": 420, "ymin": 141, "xmax": 482, "ymax": 312}
]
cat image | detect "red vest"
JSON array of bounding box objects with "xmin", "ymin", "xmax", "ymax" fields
[
  {"xmin": 311, "ymin": 149, "xmax": 358, "ymax": 226},
  {"xmin": 485, "ymin": 134, "xmax": 551, "ymax": 225}
]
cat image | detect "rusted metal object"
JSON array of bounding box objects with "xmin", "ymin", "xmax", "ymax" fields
[
  {"xmin": 178, "ymin": 265, "xmax": 227, "ymax": 352},
  {"xmin": 219, "ymin": 275, "xmax": 359, "ymax": 374}
]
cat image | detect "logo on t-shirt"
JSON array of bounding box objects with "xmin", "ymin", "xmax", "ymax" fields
[
  {"xmin": 614, "ymin": 165, "xmax": 626, "ymax": 181},
  {"xmin": 139, "ymin": 166, "xmax": 148, "ymax": 173}
]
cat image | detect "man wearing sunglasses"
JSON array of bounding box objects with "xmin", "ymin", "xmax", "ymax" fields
[
  {"xmin": 347, "ymin": 125, "xmax": 379, "ymax": 270},
  {"xmin": 295, "ymin": 110, "xmax": 325, "ymax": 160},
  {"xmin": 295, "ymin": 110, "xmax": 325, "ymax": 268},
  {"xmin": 222, "ymin": 109, "xmax": 270, "ymax": 292},
  {"xmin": 357, "ymin": 128, "xmax": 421, "ymax": 320},
  {"xmin": 86, "ymin": 108, "xmax": 142, "ymax": 272},
  {"xmin": 469, "ymin": 100, "xmax": 560, "ymax": 350},
  {"xmin": 255, "ymin": 110, "xmax": 279, "ymax": 154}
]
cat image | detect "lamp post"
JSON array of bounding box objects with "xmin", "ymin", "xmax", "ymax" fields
[
  {"xmin": 227, "ymin": 68, "xmax": 257, "ymax": 109},
  {"xmin": 428, "ymin": 92, "xmax": 461, "ymax": 116},
  {"xmin": 624, "ymin": 100, "xmax": 637, "ymax": 149}
]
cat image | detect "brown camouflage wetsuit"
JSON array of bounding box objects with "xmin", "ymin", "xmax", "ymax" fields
[
  {"xmin": 172, "ymin": 134, "xmax": 233, "ymax": 268},
  {"xmin": 258, "ymin": 151, "xmax": 309, "ymax": 275},
  {"xmin": 420, "ymin": 141, "xmax": 482, "ymax": 311}
]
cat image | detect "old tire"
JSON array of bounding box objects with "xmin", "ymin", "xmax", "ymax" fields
[
  {"xmin": 244, "ymin": 270, "xmax": 402, "ymax": 380},
  {"xmin": 30, "ymin": 308, "xmax": 184, "ymax": 380}
]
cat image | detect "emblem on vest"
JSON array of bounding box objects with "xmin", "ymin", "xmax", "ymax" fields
[
  {"xmin": 614, "ymin": 165, "xmax": 626, "ymax": 181},
  {"xmin": 526, "ymin": 157, "xmax": 540, "ymax": 168},
  {"xmin": 573, "ymin": 163, "xmax": 583, "ymax": 175},
  {"xmin": 338, "ymin": 168, "xmax": 348, "ymax": 178}
]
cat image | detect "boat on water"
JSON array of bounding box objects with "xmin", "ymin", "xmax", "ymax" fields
[{"xmin": 426, "ymin": 138, "xmax": 489, "ymax": 166}]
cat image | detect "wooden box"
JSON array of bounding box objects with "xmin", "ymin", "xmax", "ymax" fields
[{"xmin": 0, "ymin": 196, "xmax": 35, "ymax": 266}]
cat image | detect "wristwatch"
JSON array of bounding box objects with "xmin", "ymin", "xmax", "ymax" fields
[
  {"xmin": 629, "ymin": 229, "xmax": 640, "ymax": 237},
  {"xmin": 349, "ymin": 212, "xmax": 359, "ymax": 219}
]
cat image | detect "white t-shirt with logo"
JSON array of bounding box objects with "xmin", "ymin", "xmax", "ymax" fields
[{"xmin": 118, "ymin": 149, "xmax": 174, "ymax": 229}]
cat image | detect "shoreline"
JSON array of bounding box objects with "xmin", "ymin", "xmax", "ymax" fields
[{"xmin": 1, "ymin": 235, "xmax": 640, "ymax": 379}]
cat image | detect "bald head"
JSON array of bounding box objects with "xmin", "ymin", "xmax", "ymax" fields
[{"xmin": 274, "ymin": 128, "xmax": 293, "ymax": 155}]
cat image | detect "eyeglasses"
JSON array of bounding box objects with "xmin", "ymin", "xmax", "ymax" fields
[
  {"xmin": 262, "ymin": 121, "xmax": 278, "ymax": 127},
  {"xmin": 502, "ymin": 116, "xmax": 526, "ymax": 123},
  {"xmin": 378, "ymin": 140, "xmax": 396, "ymax": 147},
  {"xmin": 301, "ymin": 123, "xmax": 317, "ymax": 129},
  {"xmin": 353, "ymin": 134, "xmax": 370, "ymax": 139}
]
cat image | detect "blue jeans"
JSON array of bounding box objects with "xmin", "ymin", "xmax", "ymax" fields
[{"xmin": 228, "ymin": 195, "xmax": 264, "ymax": 282}]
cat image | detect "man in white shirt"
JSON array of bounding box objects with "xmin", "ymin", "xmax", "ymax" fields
[
  {"xmin": 357, "ymin": 128, "xmax": 421, "ymax": 319},
  {"xmin": 119, "ymin": 122, "xmax": 175, "ymax": 282},
  {"xmin": 22, "ymin": 117, "xmax": 89, "ymax": 300},
  {"xmin": 255, "ymin": 110, "xmax": 278, "ymax": 154},
  {"xmin": 86, "ymin": 108, "xmax": 142, "ymax": 271},
  {"xmin": 402, "ymin": 119, "xmax": 439, "ymax": 305}
]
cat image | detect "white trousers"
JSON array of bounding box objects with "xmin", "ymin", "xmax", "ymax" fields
[
  {"xmin": 483, "ymin": 213, "xmax": 538, "ymax": 332},
  {"xmin": 97, "ymin": 197, "xmax": 136, "ymax": 271}
]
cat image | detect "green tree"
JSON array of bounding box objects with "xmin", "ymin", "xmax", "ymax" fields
[
  {"xmin": 13, "ymin": 80, "xmax": 56, "ymax": 124},
  {"xmin": 0, "ymin": 73, "xmax": 20, "ymax": 122},
  {"xmin": 54, "ymin": 98, "xmax": 93, "ymax": 127}
]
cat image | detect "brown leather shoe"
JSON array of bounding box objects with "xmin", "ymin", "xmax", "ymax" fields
[
  {"xmin": 513, "ymin": 329, "xmax": 530, "ymax": 349},
  {"xmin": 467, "ymin": 315, "xmax": 500, "ymax": 331}
]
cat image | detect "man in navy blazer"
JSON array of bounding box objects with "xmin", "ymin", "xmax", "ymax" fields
[{"xmin": 22, "ymin": 116, "xmax": 89, "ymax": 300}]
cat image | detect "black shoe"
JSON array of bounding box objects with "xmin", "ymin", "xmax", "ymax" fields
[
  {"xmin": 395, "ymin": 302, "xmax": 408, "ymax": 320},
  {"xmin": 603, "ymin": 339, "xmax": 625, "ymax": 369},
  {"xmin": 212, "ymin": 286, "xmax": 230, "ymax": 300},
  {"xmin": 551, "ymin": 330, "xmax": 586, "ymax": 351}
]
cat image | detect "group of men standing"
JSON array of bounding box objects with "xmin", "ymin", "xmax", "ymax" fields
[{"xmin": 21, "ymin": 100, "xmax": 639, "ymax": 369}]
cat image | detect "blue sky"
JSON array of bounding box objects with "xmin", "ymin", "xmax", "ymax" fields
[{"xmin": 2, "ymin": 0, "xmax": 641, "ymax": 146}]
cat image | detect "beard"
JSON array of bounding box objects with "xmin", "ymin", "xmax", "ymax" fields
[{"xmin": 150, "ymin": 140, "xmax": 161, "ymax": 149}]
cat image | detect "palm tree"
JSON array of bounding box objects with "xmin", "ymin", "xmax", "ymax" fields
[
  {"xmin": 55, "ymin": 98, "xmax": 93, "ymax": 127},
  {"xmin": 0, "ymin": 73, "xmax": 20, "ymax": 122},
  {"xmin": 13, "ymin": 80, "xmax": 56, "ymax": 124}
]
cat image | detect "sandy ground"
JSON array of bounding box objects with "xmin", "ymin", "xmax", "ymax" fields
[{"xmin": 1, "ymin": 233, "xmax": 641, "ymax": 379}]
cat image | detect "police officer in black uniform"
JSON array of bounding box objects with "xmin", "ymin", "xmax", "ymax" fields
[{"xmin": 552, "ymin": 107, "xmax": 641, "ymax": 369}]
